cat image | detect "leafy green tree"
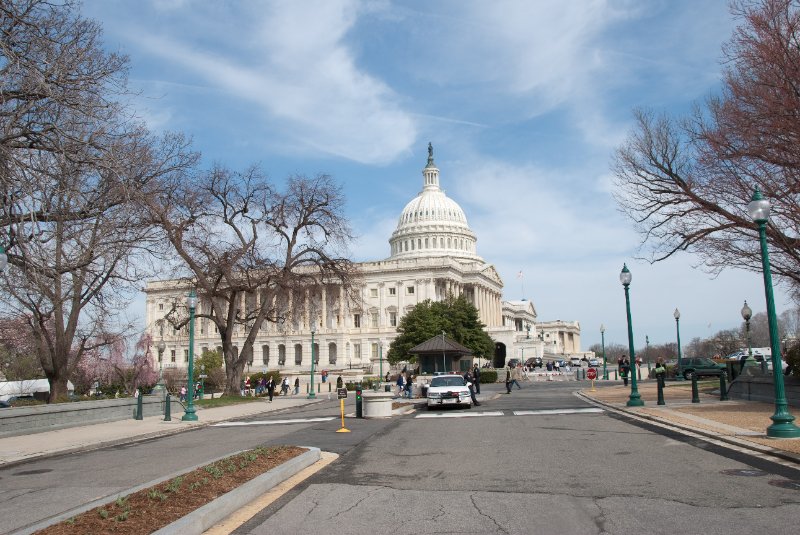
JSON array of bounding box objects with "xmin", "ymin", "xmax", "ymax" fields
[
  {"xmin": 387, "ymin": 296, "xmax": 494, "ymax": 364},
  {"xmin": 194, "ymin": 349, "xmax": 225, "ymax": 392}
]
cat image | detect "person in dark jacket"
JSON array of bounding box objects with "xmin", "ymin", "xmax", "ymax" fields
[
  {"xmin": 620, "ymin": 357, "xmax": 630, "ymax": 387},
  {"xmin": 266, "ymin": 376, "xmax": 275, "ymax": 402},
  {"xmin": 505, "ymin": 367, "xmax": 512, "ymax": 394},
  {"xmin": 464, "ymin": 370, "xmax": 481, "ymax": 406},
  {"xmin": 472, "ymin": 364, "xmax": 481, "ymax": 394}
]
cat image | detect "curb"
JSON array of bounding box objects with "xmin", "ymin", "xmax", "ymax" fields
[
  {"xmin": 576, "ymin": 391, "xmax": 800, "ymax": 466},
  {"xmin": 153, "ymin": 447, "xmax": 321, "ymax": 535}
]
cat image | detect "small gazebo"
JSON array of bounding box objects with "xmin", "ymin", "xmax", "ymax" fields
[{"xmin": 410, "ymin": 333, "xmax": 473, "ymax": 374}]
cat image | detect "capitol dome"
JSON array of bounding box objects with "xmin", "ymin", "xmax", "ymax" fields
[{"xmin": 388, "ymin": 144, "xmax": 481, "ymax": 261}]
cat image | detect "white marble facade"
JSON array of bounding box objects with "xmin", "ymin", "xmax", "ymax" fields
[{"xmin": 144, "ymin": 146, "xmax": 580, "ymax": 372}]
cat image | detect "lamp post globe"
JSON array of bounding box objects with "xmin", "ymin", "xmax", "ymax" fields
[
  {"xmin": 600, "ymin": 324, "xmax": 607, "ymax": 380},
  {"xmin": 747, "ymin": 188, "xmax": 800, "ymax": 438},
  {"xmin": 620, "ymin": 264, "xmax": 643, "ymax": 406},
  {"xmin": 308, "ymin": 323, "xmax": 316, "ymax": 399},
  {"xmin": 182, "ymin": 290, "xmax": 198, "ymax": 421}
]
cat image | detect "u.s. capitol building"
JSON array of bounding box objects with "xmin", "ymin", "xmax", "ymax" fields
[{"xmin": 145, "ymin": 146, "xmax": 581, "ymax": 373}]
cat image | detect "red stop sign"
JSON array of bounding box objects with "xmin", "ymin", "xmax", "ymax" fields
[{"xmin": 586, "ymin": 368, "xmax": 597, "ymax": 380}]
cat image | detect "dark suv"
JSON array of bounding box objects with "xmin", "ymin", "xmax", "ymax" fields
[
  {"xmin": 674, "ymin": 357, "xmax": 726, "ymax": 380},
  {"xmin": 525, "ymin": 357, "xmax": 543, "ymax": 368}
]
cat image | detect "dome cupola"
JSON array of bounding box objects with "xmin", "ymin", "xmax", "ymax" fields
[{"xmin": 388, "ymin": 143, "xmax": 481, "ymax": 261}]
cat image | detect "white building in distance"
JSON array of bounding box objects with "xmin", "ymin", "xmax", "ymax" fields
[{"xmin": 144, "ymin": 145, "xmax": 581, "ymax": 373}]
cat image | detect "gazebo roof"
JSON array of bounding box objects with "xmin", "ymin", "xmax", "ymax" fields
[{"xmin": 409, "ymin": 334, "xmax": 472, "ymax": 356}]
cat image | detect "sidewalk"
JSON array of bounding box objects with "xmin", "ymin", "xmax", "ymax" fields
[
  {"xmin": 580, "ymin": 381, "xmax": 800, "ymax": 463},
  {"xmin": 0, "ymin": 395, "xmax": 322, "ymax": 467}
]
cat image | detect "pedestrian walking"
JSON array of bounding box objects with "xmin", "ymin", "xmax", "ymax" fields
[
  {"xmin": 464, "ymin": 370, "xmax": 481, "ymax": 406},
  {"xmin": 293, "ymin": 377, "xmax": 300, "ymax": 395},
  {"xmin": 266, "ymin": 376, "xmax": 275, "ymax": 402},
  {"xmin": 472, "ymin": 364, "xmax": 481, "ymax": 394},
  {"xmin": 621, "ymin": 357, "xmax": 630, "ymax": 387},
  {"xmin": 505, "ymin": 367, "xmax": 512, "ymax": 394},
  {"xmin": 281, "ymin": 377, "xmax": 289, "ymax": 396},
  {"xmin": 336, "ymin": 375, "xmax": 343, "ymax": 389},
  {"xmin": 404, "ymin": 373, "xmax": 413, "ymax": 399},
  {"xmin": 396, "ymin": 373, "xmax": 405, "ymax": 396},
  {"xmin": 510, "ymin": 364, "xmax": 522, "ymax": 389},
  {"xmin": 179, "ymin": 385, "xmax": 187, "ymax": 402}
]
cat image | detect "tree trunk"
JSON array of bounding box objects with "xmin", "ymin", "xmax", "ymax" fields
[{"xmin": 47, "ymin": 375, "xmax": 69, "ymax": 403}]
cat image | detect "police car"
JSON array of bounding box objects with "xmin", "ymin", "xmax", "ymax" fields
[{"xmin": 426, "ymin": 374, "xmax": 472, "ymax": 409}]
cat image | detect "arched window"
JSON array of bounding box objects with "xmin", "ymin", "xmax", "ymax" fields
[
  {"xmin": 278, "ymin": 344, "xmax": 286, "ymax": 365},
  {"xmin": 294, "ymin": 344, "xmax": 303, "ymax": 365},
  {"xmin": 329, "ymin": 343, "xmax": 337, "ymax": 364}
]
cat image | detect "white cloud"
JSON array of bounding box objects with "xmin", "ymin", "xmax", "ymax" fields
[{"xmin": 126, "ymin": 0, "xmax": 417, "ymax": 164}]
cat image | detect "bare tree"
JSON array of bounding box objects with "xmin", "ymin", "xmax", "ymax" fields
[
  {"xmin": 0, "ymin": 0, "xmax": 197, "ymax": 401},
  {"xmin": 613, "ymin": 0, "xmax": 800, "ymax": 296},
  {"xmin": 147, "ymin": 166, "xmax": 359, "ymax": 395}
]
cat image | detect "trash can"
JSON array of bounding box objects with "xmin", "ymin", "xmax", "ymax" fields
[{"xmin": 385, "ymin": 384, "xmax": 391, "ymax": 392}]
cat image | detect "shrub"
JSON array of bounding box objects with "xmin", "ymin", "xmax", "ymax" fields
[
  {"xmin": 246, "ymin": 371, "xmax": 283, "ymax": 394},
  {"xmin": 785, "ymin": 344, "xmax": 800, "ymax": 378},
  {"xmin": 478, "ymin": 370, "xmax": 497, "ymax": 383}
]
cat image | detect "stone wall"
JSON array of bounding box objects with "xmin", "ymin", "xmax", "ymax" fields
[
  {"xmin": 728, "ymin": 375, "xmax": 800, "ymax": 407},
  {"xmin": 0, "ymin": 395, "xmax": 183, "ymax": 438}
]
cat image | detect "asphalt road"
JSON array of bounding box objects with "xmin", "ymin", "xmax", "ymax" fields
[
  {"xmin": 2, "ymin": 381, "xmax": 800, "ymax": 535},
  {"xmin": 235, "ymin": 382, "xmax": 800, "ymax": 535}
]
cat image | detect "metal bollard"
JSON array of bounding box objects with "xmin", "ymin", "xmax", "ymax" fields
[
  {"xmin": 318, "ymin": 382, "xmax": 321, "ymax": 393},
  {"xmin": 691, "ymin": 373, "xmax": 700, "ymax": 403},
  {"xmin": 135, "ymin": 393, "xmax": 143, "ymax": 420},
  {"xmin": 164, "ymin": 393, "xmax": 171, "ymax": 421},
  {"xmin": 575, "ymin": 370, "xmax": 580, "ymax": 381},
  {"xmin": 719, "ymin": 372, "xmax": 729, "ymax": 401},
  {"xmin": 355, "ymin": 384, "xmax": 363, "ymax": 418},
  {"xmin": 657, "ymin": 376, "xmax": 665, "ymax": 405},
  {"xmin": 328, "ymin": 383, "xmax": 332, "ymax": 392},
  {"xmin": 614, "ymin": 370, "xmax": 618, "ymax": 380}
]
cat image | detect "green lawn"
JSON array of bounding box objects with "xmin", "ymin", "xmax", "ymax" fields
[{"xmin": 194, "ymin": 395, "xmax": 262, "ymax": 409}]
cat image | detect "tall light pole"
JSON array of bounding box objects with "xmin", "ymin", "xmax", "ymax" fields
[
  {"xmin": 308, "ymin": 323, "xmax": 316, "ymax": 399},
  {"xmin": 182, "ymin": 290, "xmax": 198, "ymax": 421},
  {"xmin": 674, "ymin": 308, "xmax": 683, "ymax": 381},
  {"xmin": 645, "ymin": 335, "xmax": 650, "ymax": 364},
  {"xmin": 600, "ymin": 324, "xmax": 607, "ymax": 380},
  {"xmin": 747, "ymin": 188, "xmax": 800, "ymax": 438},
  {"xmin": 741, "ymin": 300, "xmax": 755, "ymax": 366},
  {"xmin": 0, "ymin": 245, "xmax": 7, "ymax": 271},
  {"xmin": 379, "ymin": 339, "xmax": 384, "ymax": 381},
  {"xmin": 620, "ymin": 264, "xmax": 643, "ymax": 406}
]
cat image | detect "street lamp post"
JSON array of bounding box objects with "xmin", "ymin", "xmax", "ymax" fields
[
  {"xmin": 600, "ymin": 324, "xmax": 607, "ymax": 380},
  {"xmin": 308, "ymin": 324, "xmax": 316, "ymax": 399},
  {"xmin": 674, "ymin": 308, "xmax": 684, "ymax": 381},
  {"xmin": 182, "ymin": 290, "xmax": 198, "ymax": 421},
  {"xmin": 645, "ymin": 335, "xmax": 650, "ymax": 364},
  {"xmin": 620, "ymin": 264, "xmax": 643, "ymax": 406},
  {"xmin": 741, "ymin": 301, "xmax": 756, "ymax": 367},
  {"xmin": 379, "ymin": 340, "xmax": 384, "ymax": 382},
  {"xmin": 747, "ymin": 188, "xmax": 800, "ymax": 438},
  {"xmin": 0, "ymin": 245, "xmax": 7, "ymax": 271}
]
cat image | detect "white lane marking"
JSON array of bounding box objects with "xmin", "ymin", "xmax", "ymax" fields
[
  {"xmin": 212, "ymin": 417, "xmax": 335, "ymax": 427},
  {"xmin": 415, "ymin": 411, "xmax": 504, "ymax": 418},
  {"xmin": 513, "ymin": 408, "xmax": 604, "ymax": 416}
]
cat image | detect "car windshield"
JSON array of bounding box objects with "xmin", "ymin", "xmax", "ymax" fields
[{"xmin": 430, "ymin": 376, "xmax": 465, "ymax": 387}]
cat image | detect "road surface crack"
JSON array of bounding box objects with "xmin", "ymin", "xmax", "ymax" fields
[
  {"xmin": 329, "ymin": 488, "xmax": 374, "ymax": 519},
  {"xmin": 470, "ymin": 493, "xmax": 509, "ymax": 534}
]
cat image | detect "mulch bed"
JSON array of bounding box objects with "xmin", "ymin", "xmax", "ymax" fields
[{"xmin": 37, "ymin": 445, "xmax": 306, "ymax": 535}]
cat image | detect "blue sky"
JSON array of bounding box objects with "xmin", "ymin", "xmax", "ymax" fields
[{"xmin": 83, "ymin": 0, "xmax": 793, "ymax": 349}]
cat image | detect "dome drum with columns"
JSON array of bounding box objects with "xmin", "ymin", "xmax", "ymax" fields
[{"xmin": 144, "ymin": 144, "xmax": 581, "ymax": 374}]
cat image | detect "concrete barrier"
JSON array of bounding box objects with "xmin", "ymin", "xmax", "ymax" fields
[
  {"xmin": 0, "ymin": 395, "xmax": 183, "ymax": 438},
  {"xmin": 728, "ymin": 374, "xmax": 800, "ymax": 407},
  {"xmin": 362, "ymin": 391, "xmax": 394, "ymax": 418}
]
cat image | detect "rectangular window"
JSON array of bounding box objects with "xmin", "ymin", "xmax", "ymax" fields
[
  {"xmin": 170, "ymin": 349, "xmax": 176, "ymax": 363},
  {"xmin": 370, "ymin": 288, "xmax": 378, "ymax": 298},
  {"xmin": 354, "ymin": 343, "xmax": 361, "ymax": 360},
  {"xmin": 371, "ymin": 343, "xmax": 379, "ymax": 360},
  {"xmin": 388, "ymin": 287, "xmax": 396, "ymax": 296},
  {"xmin": 354, "ymin": 314, "xmax": 361, "ymax": 328},
  {"xmin": 159, "ymin": 303, "xmax": 164, "ymax": 311},
  {"xmin": 184, "ymin": 349, "xmax": 189, "ymax": 362},
  {"xmin": 389, "ymin": 312, "xmax": 397, "ymax": 327},
  {"xmin": 371, "ymin": 313, "xmax": 378, "ymax": 328},
  {"xmin": 407, "ymin": 286, "xmax": 415, "ymax": 295}
]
